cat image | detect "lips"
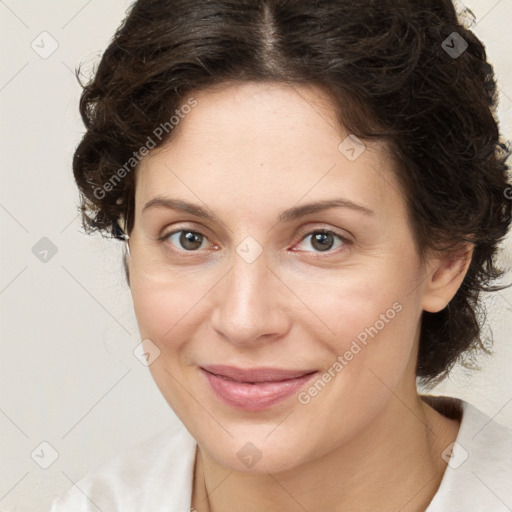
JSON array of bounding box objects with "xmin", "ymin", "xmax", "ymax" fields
[{"xmin": 201, "ymin": 365, "xmax": 317, "ymax": 411}]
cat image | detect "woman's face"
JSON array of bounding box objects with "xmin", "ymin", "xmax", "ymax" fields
[{"xmin": 128, "ymin": 81, "xmax": 436, "ymax": 473}]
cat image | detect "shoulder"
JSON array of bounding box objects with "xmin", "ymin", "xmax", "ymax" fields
[
  {"xmin": 426, "ymin": 397, "xmax": 512, "ymax": 512},
  {"xmin": 49, "ymin": 420, "xmax": 197, "ymax": 512}
]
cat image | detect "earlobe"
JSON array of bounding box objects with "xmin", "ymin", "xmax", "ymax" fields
[{"xmin": 421, "ymin": 243, "xmax": 474, "ymax": 313}]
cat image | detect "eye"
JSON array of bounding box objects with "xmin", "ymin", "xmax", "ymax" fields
[
  {"xmin": 294, "ymin": 230, "xmax": 350, "ymax": 254},
  {"xmin": 158, "ymin": 227, "xmax": 349, "ymax": 255},
  {"xmin": 162, "ymin": 229, "xmax": 211, "ymax": 251}
]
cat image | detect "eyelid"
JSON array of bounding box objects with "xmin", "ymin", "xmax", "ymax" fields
[
  {"xmin": 158, "ymin": 225, "xmax": 218, "ymax": 252},
  {"xmin": 159, "ymin": 222, "xmax": 213, "ymax": 241},
  {"xmin": 290, "ymin": 227, "xmax": 352, "ymax": 257},
  {"xmin": 294, "ymin": 224, "xmax": 352, "ymax": 243}
]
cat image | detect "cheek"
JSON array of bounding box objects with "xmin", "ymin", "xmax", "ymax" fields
[
  {"xmin": 129, "ymin": 274, "xmax": 207, "ymax": 415},
  {"xmin": 293, "ymin": 265, "xmax": 413, "ymax": 339},
  {"xmin": 290, "ymin": 281, "xmax": 420, "ymax": 452},
  {"xmin": 129, "ymin": 267, "xmax": 231, "ymax": 397},
  {"xmin": 129, "ymin": 272, "xmax": 205, "ymax": 352},
  {"xmin": 292, "ymin": 254, "xmax": 423, "ymax": 382}
]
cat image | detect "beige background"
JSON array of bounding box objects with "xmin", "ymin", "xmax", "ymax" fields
[{"xmin": 0, "ymin": 1, "xmax": 511, "ymax": 510}]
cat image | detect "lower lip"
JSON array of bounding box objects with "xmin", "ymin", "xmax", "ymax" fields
[{"xmin": 201, "ymin": 369, "xmax": 317, "ymax": 412}]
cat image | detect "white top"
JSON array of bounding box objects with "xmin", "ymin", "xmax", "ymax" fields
[{"xmin": 49, "ymin": 396, "xmax": 512, "ymax": 512}]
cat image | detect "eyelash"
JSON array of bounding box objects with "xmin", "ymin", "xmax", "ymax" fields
[{"xmin": 158, "ymin": 226, "xmax": 352, "ymax": 258}]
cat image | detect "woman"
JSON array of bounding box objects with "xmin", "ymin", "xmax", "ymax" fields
[{"xmin": 51, "ymin": 0, "xmax": 512, "ymax": 510}]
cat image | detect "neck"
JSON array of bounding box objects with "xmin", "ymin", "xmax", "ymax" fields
[{"xmin": 192, "ymin": 393, "xmax": 461, "ymax": 512}]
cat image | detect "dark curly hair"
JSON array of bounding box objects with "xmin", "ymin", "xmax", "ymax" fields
[{"xmin": 72, "ymin": 0, "xmax": 511, "ymax": 386}]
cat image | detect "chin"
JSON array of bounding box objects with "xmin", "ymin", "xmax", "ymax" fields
[{"xmin": 196, "ymin": 426, "xmax": 313, "ymax": 475}]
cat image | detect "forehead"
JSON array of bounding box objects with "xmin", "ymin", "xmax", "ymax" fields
[
  {"xmin": 134, "ymin": 81, "xmax": 405, "ymax": 222},
  {"xmin": 143, "ymin": 81, "xmax": 353, "ymax": 162}
]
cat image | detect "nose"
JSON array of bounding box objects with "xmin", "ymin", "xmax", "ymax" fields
[{"xmin": 210, "ymin": 251, "xmax": 291, "ymax": 346}]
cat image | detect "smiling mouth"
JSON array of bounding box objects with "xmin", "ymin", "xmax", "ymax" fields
[{"xmin": 200, "ymin": 365, "xmax": 318, "ymax": 411}]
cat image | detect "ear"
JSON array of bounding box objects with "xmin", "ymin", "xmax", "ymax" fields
[{"xmin": 421, "ymin": 243, "xmax": 474, "ymax": 313}]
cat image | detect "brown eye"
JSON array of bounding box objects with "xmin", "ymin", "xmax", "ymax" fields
[
  {"xmin": 294, "ymin": 229, "xmax": 349, "ymax": 254},
  {"xmin": 310, "ymin": 232, "xmax": 335, "ymax": 252},
  {"xmin": 165, "ymin": 230, "xmax": 207, "ymax": 251}
]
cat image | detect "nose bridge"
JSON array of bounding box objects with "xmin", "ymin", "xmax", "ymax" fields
[{"xmin": 210, "ymin": 248, "xmax": 288, "ymax": 344}]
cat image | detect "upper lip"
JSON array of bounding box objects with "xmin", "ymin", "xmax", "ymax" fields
[{"xmin": 201, "ymin": 365, "xmax": 317, "ymax": 383}]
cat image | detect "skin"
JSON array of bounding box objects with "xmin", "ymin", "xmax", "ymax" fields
[{"xmin": 126, "ymin": 81, "xmax": 473, "ymax": 511}]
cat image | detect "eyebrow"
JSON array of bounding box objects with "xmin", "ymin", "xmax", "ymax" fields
[{"xmin": 142, "ymin": 197, "xmax": 375, "ymax": 222}]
